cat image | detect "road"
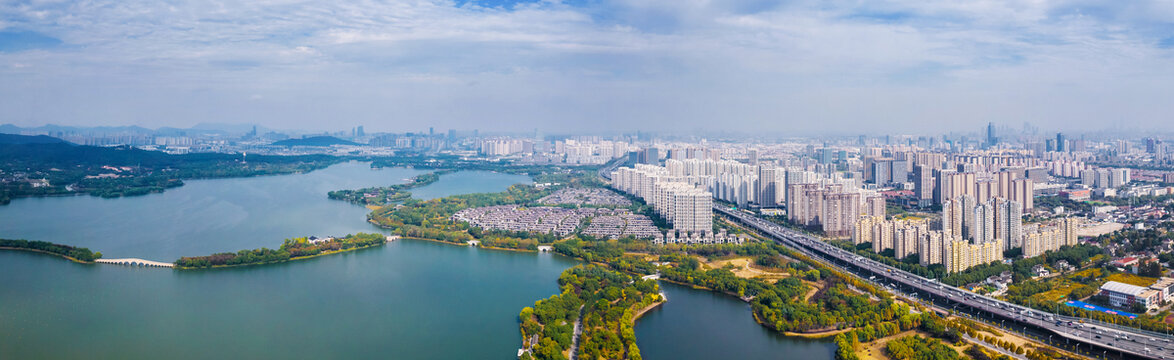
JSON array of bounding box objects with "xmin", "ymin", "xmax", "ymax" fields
[{"xmin": 716, "ymin": 206, "xmax": 1172, "ymax": 360}]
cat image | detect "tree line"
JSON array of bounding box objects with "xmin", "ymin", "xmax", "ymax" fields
[
  {"xmin": 174, "ymin": 233, "xmax": 385, "ymax": 269},
  {"xmin": 519, "ymin": 264, "xmax": 661, "ymax": 360},
  {"xmin": 0, "ymin": 239, "xmax": 102, "ymax": 262}
]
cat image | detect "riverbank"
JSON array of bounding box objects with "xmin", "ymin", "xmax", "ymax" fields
[
  {"xmin": 0, "ymin": 246, "xmax": 96, "ymax": 264},
  {"xmin": 0, "ymin": 239, "xmax": 101, "ymax": 263},
  {"xmin": 400, "ymin": 236, "xmax": 545, "ymax": 254},
  {"xmin": 633, "ymin": 296, "xmax": 666, "ymax": 320}
]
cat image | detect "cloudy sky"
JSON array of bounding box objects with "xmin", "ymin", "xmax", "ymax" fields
[{"xmin": 1, "ymin": 0, "xmax": 1172, "ymax": 135}]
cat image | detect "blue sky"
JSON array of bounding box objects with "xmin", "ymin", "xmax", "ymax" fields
[{"xmin": 1, "ymin": 0, "xmax": 1172, "ymax": 135}]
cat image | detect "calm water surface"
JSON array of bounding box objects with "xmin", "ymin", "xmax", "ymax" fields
[
  {"xmin": 635, "ymin": 281, "xmax": 837, "ymax": 360},
  {"xmin": 0, "ymin": 162, "xmax": 527, "ymax": 259},
  {"xmin": 0, "ymin": 162, "xmax": 831, "ymax": 359}
]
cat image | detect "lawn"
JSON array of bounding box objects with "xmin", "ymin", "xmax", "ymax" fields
[
  {"xmin": 1034, "ymin": 282, "xmax": 1085, "ymax": 302},
  {"xmin": 1070, "ymin": 268, "xmax": 1102, "ymax": 279}
]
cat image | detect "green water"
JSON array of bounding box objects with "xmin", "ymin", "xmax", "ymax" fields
[{"xmin": 0, "ymin": 162, "xmax": 833, "ymax": 359}]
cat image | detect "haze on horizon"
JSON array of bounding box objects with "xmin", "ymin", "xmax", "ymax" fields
[{"xmin": 1, "ymin": 0, "xmax": 1172, "ymax": 135}]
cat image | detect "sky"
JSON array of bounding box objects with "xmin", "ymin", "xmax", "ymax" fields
[{"xmin": 1, "ymin": 0, "xmax": 1172, "ymax": 135}]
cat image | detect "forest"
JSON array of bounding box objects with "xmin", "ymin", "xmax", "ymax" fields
[
  {"xmin": 0, "ymin": 239, "xmax": 102, "ymax": 262},
  {"xmin": 519, "ymin": 265, "xmax": 661, "ymax": 360},
  {"xmin": 883, "ymin": 335, "xmax": 962, "ymax": 360},
  {"xmin": 173, "ymin": 233, "xmax": 386, "ymax": 269},
  {"xmin": 0, "ymin": 141, "xmax": 341, "ymax": 204}
]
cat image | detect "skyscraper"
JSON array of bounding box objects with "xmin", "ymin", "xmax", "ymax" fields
[
  {"xmin": 913, "ymin": 165, "xmax": 934, "ymax": 207},
  {"xmin": 1056, "ymin": 133, "xmax": 1066, "ymax": 152},
  {"xmin": 986, "ymin": 122, "xmax": 996, "ymax": 147},
  {"xmin": 995, "ymin": 199, "xmax": 1023, "ymax": 251},
  {"xmin": 756, "ymin": 165, "xmax": 779, "ymax": 208}
]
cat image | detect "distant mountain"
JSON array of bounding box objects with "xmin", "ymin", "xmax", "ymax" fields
[
  {"xmin": 0, "ymin": 123, "xmax": 288, "ymax": 137},
  {"xmin": 0, "ymin": 124, "xmax": 156, "ymax": 135},
  {"xmin": 271, "ymin": 136, "xmax": 359, "ymax": 147},
  {"xmin": 0, "ymin": 133, "xmax": 69, "ymax": 145}
]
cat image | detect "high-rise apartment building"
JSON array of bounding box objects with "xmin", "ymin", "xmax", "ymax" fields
[
  {"xmin": 757, "ymin": 165, "xmax": 779, "ymax": 208},
  {"xmin": 913, "ymin": 164, "xmax": 934, "ymax": 206},
  {"xmin": 995, "ymin": 199, "xmax": 1023, "ymax": 250}
]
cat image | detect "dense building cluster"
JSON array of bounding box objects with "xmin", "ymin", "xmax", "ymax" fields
[
  {"xmin": 451, "ymin": 205, "xmax": 658, "ymax": 239},
  {"xmin": 612, "ymin": 159, "xmax": 888, "ymax": 238},
  {"xmin": 1021, "ymin": 218, "xmax": 1080, "ymax": 258},
  {"xmin": 611, "ymin": 164, "xmax": 713, "ymax": 234},
  {"xmin": 537, "ymin": 187, "xmax": 631, "ymax": 206},
  {"xmin": 786, "ymin": 181, "xmax": 887, "ymax": 237},
  {"xmin": 854, "ymin": 197, "xmax": 1079, "ymax": 273}
]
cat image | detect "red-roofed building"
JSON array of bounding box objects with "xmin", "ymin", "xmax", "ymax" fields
[{"xmin": 1061, "ymin": 189, "xmax": 1090, "ymax": 200}]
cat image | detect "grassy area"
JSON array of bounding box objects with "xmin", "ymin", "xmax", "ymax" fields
[
  {"xmin": 1034, "ymin": 282, "xmax": 1085, "ymax": 302},
  {"xmin": 1070, "ymin": 268, "xmax": 1102, "ymax": 279},
  {"xmin": 1105, "ymin": 273, "xmax": 1158, "ymax": 287}
]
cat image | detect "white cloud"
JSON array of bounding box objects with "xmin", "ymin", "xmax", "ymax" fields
[{"xmin": 0, "ymin": 0, "xmax": 1171, "ymax": 134}]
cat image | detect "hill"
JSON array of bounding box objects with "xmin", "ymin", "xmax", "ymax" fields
[
  {"xmin": 271, "ymin": 136, "xmax": 359, "ymax": 147},
  {"xmin": 0, "ymin": 133, "xmax": 68, "ymax": 145}
]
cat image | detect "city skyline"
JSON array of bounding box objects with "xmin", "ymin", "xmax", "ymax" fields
[{"xmin": 3, "ymin": 1, "xmax": 1174, "ymax": 133}]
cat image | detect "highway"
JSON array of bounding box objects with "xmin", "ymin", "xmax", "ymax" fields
[{"xmin": 716, "ymin": 206, "xmax": 1172, "ymax": 360}]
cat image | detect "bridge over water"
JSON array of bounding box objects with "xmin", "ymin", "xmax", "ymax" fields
[{"xmin": 95, "ymin": 258, "xmax": 174, "ymax": 268}]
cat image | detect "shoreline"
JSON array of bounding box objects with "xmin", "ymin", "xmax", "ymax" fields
[
  {"xmin": 397, "ymin": 236, "xmax": 550, "ymax": 254},
  {"xmin": 174, "ymin": 241, "xmax": 387, "ymax": 270},
  {"xmin": 0, "ymin": 246, "xmax": 94, "ymax": 264},
  {"xmin": 632, "ymin": 297, "xmax": 667, "ymax": 322},
  {"xmin": 1, "ymin": 162, "xmax": 341, "ymax": 207},
  {"xmin": 661, "ymin": 276, "xmax": 856, "ymax": 339}
]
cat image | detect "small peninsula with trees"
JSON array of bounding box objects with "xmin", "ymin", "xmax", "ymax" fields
[
  {"xmin": 327, "ymin": 170, "xmax": 453, "ymax": 207},
  {"xmin": 0, "ymin": 239, "xmax": 103, "ymax": 263},
  {"xmin": 519, "ymin": 264, "xmax": 663, "ymax": 360},
  {"xmin": 173, "ymin": 232, "xmax": 388, "ymax": 269}
]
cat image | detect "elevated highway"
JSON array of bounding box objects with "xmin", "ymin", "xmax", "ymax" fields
[{"xmin": 717, "ymin": 206, "xmax": 1171, "ymax": 360}]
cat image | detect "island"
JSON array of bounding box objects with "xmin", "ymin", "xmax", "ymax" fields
[
  {"xmin": 173, "ymin": 233, "xmax": 389, "ymax": 269},
  {"xmin": 0, "ymin": 239, "xmax": 102, "ymax": 263},
  {"xmin": 327, "ymin": 170, "xmax": 453, "ymax": 207}
]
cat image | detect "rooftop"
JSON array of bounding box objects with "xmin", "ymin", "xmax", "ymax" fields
[{"xmin": 1101, "ymin": 281, "xmax": 1150, "ymax": 296}]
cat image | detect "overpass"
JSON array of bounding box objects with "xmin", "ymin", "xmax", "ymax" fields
[
  {"xmin": 95, "ymin": 258, "xmax": 174, "ymax": 268},
  {"xmin": 716, "ymin": 206, "xmax": 1171, "ymax": 360}
]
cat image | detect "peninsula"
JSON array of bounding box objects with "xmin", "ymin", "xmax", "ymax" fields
[
  {"xmin": 0, "ymin": 134, "xmax": 342, "ymax": 205},
  {"xmin": 173, "ymin": 233, "xmax": 389, "ymax": 269},
  {"xmin": 327, "ymin": 170, "xmax": 454, "ymax": 207},
  {"xmin": 0, "ymin": 239, "xmax": 102, "ymax": 263}
]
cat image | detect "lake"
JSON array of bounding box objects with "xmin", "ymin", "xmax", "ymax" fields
[{"xmin": 0, "ymin": 162, "xmax": 832, "ymax": 359}]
